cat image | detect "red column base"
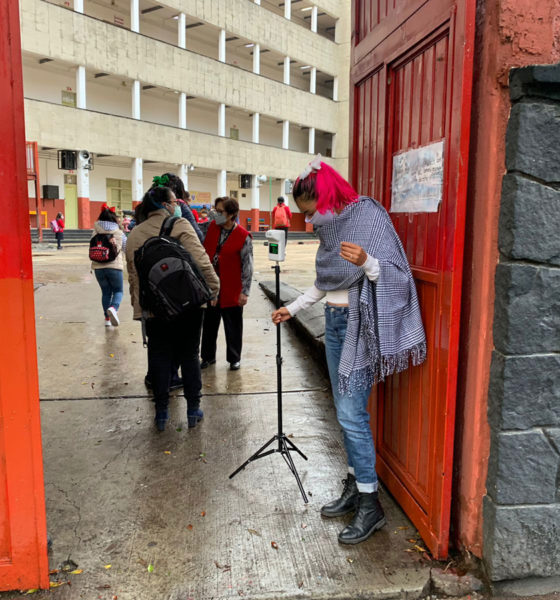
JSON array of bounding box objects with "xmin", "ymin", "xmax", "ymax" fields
[
  {"xmin": 305, "ymin": 222, "xmax": 314, "ymax": 233},
  {"xmin": 77, "ymin": 197, "xmax": 91, "ymax": 229},
  {"xmin": 250, "ymin": 208, "xmax": 260, "ymax": 233}
]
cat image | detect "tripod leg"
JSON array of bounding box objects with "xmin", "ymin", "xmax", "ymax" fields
[
  {"xmin": 280, "ymin": 438, "xmax": 309, "ymax": 504},
  {"xmin": 229, "ymin": 436, "xmax": 278, "ymax": 479},
  {"xmin": 284, "ymin": 436, "xmax": 308, "ymax": 461}
]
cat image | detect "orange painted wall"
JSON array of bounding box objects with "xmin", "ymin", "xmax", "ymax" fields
[{"xmin": 453, "ymin": 0, "xmax": 560, "ymax": 556}]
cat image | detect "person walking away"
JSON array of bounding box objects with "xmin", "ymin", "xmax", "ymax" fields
[
  {"xmin": 201, "ymin": 197, "xmax": 253, "ymax": 371},
  {"xmin": 272, "ymin": 158, "xmax": 426, "ymax": 545},
  {"xmin": 126, "ymin": 182, "xmax": 219, "ymax": 431},
  {"xmin": 272, "ymin": 196, "xmax": 292, "ymax": 242},
  {"xmin": 90, "ymin": 205, "xmax": 126, "ymax": 327},
  {"xmin": 52, "ymin": 212, "xmax": 65, "ymax": 250}
]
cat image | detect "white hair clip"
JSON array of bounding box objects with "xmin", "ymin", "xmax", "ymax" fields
[{"xmin": 299, "ymin": 154, "xmax": 323, "ymax": 180}]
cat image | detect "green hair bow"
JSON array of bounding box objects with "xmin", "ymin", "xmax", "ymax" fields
[{"xmin": 152, "ymin": 174, "xmax": 170, "ymax": 188}]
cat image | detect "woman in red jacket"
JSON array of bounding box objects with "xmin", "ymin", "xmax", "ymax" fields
[
  {"xmin": 201, "ymin": 196, "xmax": 253, "ymax": 370},
  {"xmin": 55, "ymin": 212, "xmax": 65, "ymax": 250}
]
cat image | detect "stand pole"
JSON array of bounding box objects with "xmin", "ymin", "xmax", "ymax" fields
[{"xmin": 229, "ymin": 263, "xmax": 308, "ymax": 503}]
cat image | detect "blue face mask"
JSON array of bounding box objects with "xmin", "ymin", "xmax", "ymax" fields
[
  {"xmin": 305, "ymin": 210, "xmax": 336, "ymax": 227},
  {"xmin": 173, "ymin": 205, "xmax": 182, "ymax": 218}
]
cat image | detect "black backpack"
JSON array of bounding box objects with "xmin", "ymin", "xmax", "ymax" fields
[
  {"xmin": 89, "ymin": 233, "xmax": 119, "ymax": 263},
  {"xmin": 134, "ymin": 216, "xmax": 212, "ymax": 320}
]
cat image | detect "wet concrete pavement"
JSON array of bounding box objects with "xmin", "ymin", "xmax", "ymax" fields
[{"xmin": 4, "ymin": 242, "xmax": 433, "ymax": 599}]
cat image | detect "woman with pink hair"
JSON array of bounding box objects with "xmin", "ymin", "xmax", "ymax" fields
[{"xmin": 272, "ymin": 157, "xmax": 426, "ymax": 545}]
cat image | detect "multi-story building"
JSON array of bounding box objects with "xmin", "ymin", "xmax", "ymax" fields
[{"xmin": 20, "ymin": 0, "xmax": 351, "ymax": 230}]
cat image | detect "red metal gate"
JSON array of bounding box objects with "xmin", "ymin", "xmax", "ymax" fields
[
  {"xmin": 0, "ymin": 0, "xmax": 50, "ymax": 591},
  {"xmin": 351, "ymin": 0, "xmax": 475, "ymax": 559}
]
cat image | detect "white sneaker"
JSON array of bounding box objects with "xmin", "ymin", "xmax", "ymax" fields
[
  {"xmin": 107, "ymin": 307, "xmax": 120, "ymax": 326},
  {"xmin": 104, "ymin": 319, "xmax": 112, "ymax": 327}
]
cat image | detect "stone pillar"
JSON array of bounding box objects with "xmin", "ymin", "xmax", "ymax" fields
[
  {"xmin": 282, "ymin": 120, "xmax": 289, "ymax": 150},
  {"xmin": 76, "ymin": 65, "xmax": 86, "ymax": 109},
  {"xmin": 130, "ymin": 0, "xmax": 139, "ymax": 33},
  {"xmin": 311, "ymin": 6, "xmax": 318, "ymax": 32},
  {"xmin": 253, "ymin": 43, "xmax": 260, "ymax": 75},
  {"xmin": 217, "ymin": 170, "xmax": 227, "ymax": 197},
  {"xmin": 310, "ymin": 67, "xmax": 317, "ymax": 94},
  {"xmin": 178, "ymin": 164, "xmax": 189, "ymax": 192},
  {"xmin": 77, "ymin": 153, "xmax": 90, "ymax": 229},
  {"xmin": 308, "ymin": 127, "xmax": 315, "ymax": 154},
  {"xmin": 179, "ymin": 92, "xmax": 187, "ymax": 129},
  {"xmin": 74, "ymin": 0, "xmax": 83, "ymax": 13},
  {"xmin": 178, "ymin": 13, "xmax": 186, "ymax": 48},
  {"xmin": 284, "ymin": 0, "xmax": 291, "ymax": 20},
  {"xmin": 283, "ymin": 56, "xmax": 291, "ymax": 85},
  {"xmin": 218, "ymin": 103, "xmax": 226, "ymax": 137},
  {"xmin": 250, "ymin": 177, "xmax": 260, "ymax": 233},
  {"xmin": 333, "ymin": 75, "xmax": 339, "ymax": 101},
  {"xmin": 132, "ymin": 80, "xmax": 140, "ymax": 119},
  {"xmin": 218, "ymin": 29, "xmax": 226, "ymax": 63},
  {"xmin": 252, "ymin": 113, "xmax": 260, "ymax": 143},
  {"xmin": 132, "ymin": 158, "xmax": 143, "ymax": 204}
]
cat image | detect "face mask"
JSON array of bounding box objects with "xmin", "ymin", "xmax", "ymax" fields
[
  {"xmin": 305, "ymin": 210, "xmax": 336, "ymax": 227},
  {"xmin": 173, "ymin": 205, "xmax": 182, "ymax": 218},
  {"xmin": 214, "ymin": 213, "xmax": 227, "ymax": 226}
]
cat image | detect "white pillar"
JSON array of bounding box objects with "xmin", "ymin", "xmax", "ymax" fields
[
  {"xmin": 310, "ymin": 67, "xmax": 317, "ymax": 94},
  {"xmin": 253, "ymin": 43, "xmax": 260, "ymax": 75},
  {"xmin": 308, "ymin": 127, "xmax": 316, "ymax": 154},
  {"xmin": 218, "ymin": 103, "xmax": 226, "ymax": 137},
  {"xmin": 282, "ymin": 120, "xmax": 290, "ymax": 150},
  {"xmin": 132, "ymin": 158, "xmax": 143, "ymax": 204},
  {"xmin": 283, "ymin": 56, "xmax": 291, "ymax": 85},
  {"xmin": 254, "ymin": 0, "xmax": 261, "ymax": 4},
  {"xmin": 251, "ymin": 177, "xmax": 260, "ymax": 210},
  {"xmin": 311, "ymin": 5, "xmax": 318, "ymax": 32},
  {"xmin": 178, "ymin": 164, "xmax": 189, "ymax": 192},
  {"xmin": 178, "ymin": 13, "xmax": 186, "ymax": 48},
  {"xmin": 130, "ymin": 0, "xmax": 139, "ymax": 33},
  {"xmin": 284, "ymin": 0, "xmax": 291, "ymax": 20},
  {"xmin": 132, "ymin": 80, "xmax": 141, "ymax": 119},
  {"xmin": 219, "ymin": 29, "xmax": 226, "ymax": 63},
  {"xmin": 77, "ymin": 155, "xmax": 90, "ymax": 199},
  {"xmin": 217, "ymin": 170, "xmax": 227, "ymax": 197},
  {"xmin": 76, "ymin": 65, "xmax": 86, "ymax": 109},
  {"xmin": 74, "ymin": 0, "xmax": 83, "ymax": 13},
  {"xmin": 252, "ymin": 113, "xmax": 260, "ymax": 144},
  {"xmin": 333, "ymin": 75, "xmax": 339, "ymax": 101},
  {"xmin": 179, "ymin": 92, "xmax": 187, "ymax": 129}
]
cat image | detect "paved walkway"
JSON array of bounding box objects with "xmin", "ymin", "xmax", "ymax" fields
[{"xmin": 4, "ymin": 243, "xmax": 432, "ymax": 599}]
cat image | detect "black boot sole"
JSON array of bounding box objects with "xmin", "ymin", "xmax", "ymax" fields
[
  {"xmin": 338, "ymin": 516, "xmax": 387, "ymax": 545},
  {"xmin": 321, "ymin": 505, "xmax": 357, "ymax": 518}
]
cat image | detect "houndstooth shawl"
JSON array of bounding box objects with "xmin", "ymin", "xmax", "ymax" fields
[{"xmin": 315, "ymin": 196, "xmax": 426, "ymax": 393}]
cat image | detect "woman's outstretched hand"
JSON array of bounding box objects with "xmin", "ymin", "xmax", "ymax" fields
[
  {"xmin": 340, "ymin": 241, "xmax": 367, "ymax": 266},
  {"xmin": 272, "ymin": 307, "xmax": 291, "ymax": 324}
]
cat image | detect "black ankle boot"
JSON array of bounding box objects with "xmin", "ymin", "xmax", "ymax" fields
[
  {"xmin": 321, "ymin": 474, "xmax": 359, "ymax": 517},
  {"xmin": 338, "ymin": 491, "xmax": 386, "ymax": 544}
]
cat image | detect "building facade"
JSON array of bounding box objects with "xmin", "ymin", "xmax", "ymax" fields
[{"xmin": 20, "ymin": 0, "xmax": 351, "ymax": 230}]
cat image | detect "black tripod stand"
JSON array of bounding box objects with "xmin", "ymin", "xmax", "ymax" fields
[{"xmin": 229, "ymin": 263, "xmax": 309, "ymax": 503}]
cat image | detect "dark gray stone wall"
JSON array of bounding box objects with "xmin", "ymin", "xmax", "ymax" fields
[{"xmin": 484, "ymin": 65, "xmax": 560, "ymax": 582}]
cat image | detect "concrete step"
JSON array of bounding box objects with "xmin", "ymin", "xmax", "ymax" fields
[{"xmin": 31, "ymin": 229, "xmax": 93, "ymax": 244}]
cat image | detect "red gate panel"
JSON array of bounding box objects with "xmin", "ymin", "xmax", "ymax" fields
[
  {"xmin": 351, "ymin": 0, "xmax": 475, "ymax": 559},
  {"xmin": 0, "ymin": 0, "xmax": 49, "ymax": 591}
]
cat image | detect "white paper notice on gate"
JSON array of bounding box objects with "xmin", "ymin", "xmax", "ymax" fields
[{"xmin": 390, "ymin": 140, "xmax": 444, "ymax": 213}]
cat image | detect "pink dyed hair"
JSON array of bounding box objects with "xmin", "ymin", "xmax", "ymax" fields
[{"xmin": 293, "ymin": 161, "xmax": 359, "ymax": 213}]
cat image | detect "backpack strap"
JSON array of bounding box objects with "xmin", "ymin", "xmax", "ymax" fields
[{"xmin": 160, "ymin": 216, "xmax": 180, "ymax": 238}]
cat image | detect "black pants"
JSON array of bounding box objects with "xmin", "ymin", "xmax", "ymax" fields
[
  {"xmin": 146, "ymin": 309, "xmax": 203, "ymax": 413},
  {"xmin": 201, "ymin": 305, "xmax": 243, "ymax": 364},
  {"xmin": 276, "ymin": 226, "xmax": 289, "ymax": 242},
  {"xmin": 55, "ymin": 231, "xmax": 64, "ymax": 249}
]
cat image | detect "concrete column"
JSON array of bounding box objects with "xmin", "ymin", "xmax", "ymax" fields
[
  {"xmin": 74, "ymin": 0, "xmax": 84, "ymax": 13},
  {"xmin": 218, "ymin": 103, "xmax": 226, "ymax": 137},
  {"xmin": 333, "ymin": 75, "xmax": 339, "ymax": 101},
  {"xmin": 284, "ymin": 0, "xmax": 291, "ymax": 20},
  {"xmin": 311, "ymin": 5, "xmax": 318, "ymax": 32},
  {"xmin": 178, "ymin": 164, "xmax": 189, "ymax": 192},
  {"xmin": 252, "ymin": 112, "xmax": 260, "ymax": 144},
  {"xmin": 132, "ymin": 158, "xmax": 143, "ymax": 204},
  {"xmin": 130, "ymin": 0, "xmax": 139, "ymax": 33},
  {"xmin": 217, "ymin": 170, "xmax": 227, "ymax": 197},
  {"xmin": 250, "ymin": 177, "xmax": 260, "ymax": 233},
  {"xmin": 219, "ymin": 29, "xmax": 226, "ymax": 63},
  {"xmin": 179, "ymin": 92, "xmax": 187, "ymax": 129},
  {"xmin": 178, "ymin": 13, "xmax": 186, "ymax": 48},
  {"xmin": 76, "ymin": 65, "xmax": 86, "ymax": 109},
  {"xmin": 282, "ymin": 120, "xmax": 290, "ymax": 150},
  {"xmin": 283, "ymin": 56, "xmax": 291, "ymax": 85},
  {"xmin": 132, "ymin": 80, "xmax": 141, "ymax": 119},
  {"xmin": 310, "ymin": 67, "xmax": 317, "ymax": 94},
  {"xmin": 331, "ymin": 133, "xmax": 337, "ymax": 158},
  {"xmin": 308, "ymin": 127, "xmax": 316, "ymax": 154},
  {"xmin": 77, "ymin": 152, "xmax": 90, "ymax": 228},
  {"xmin": 253, "ymin": 43, "xmax": 260, "ymax": 75}
]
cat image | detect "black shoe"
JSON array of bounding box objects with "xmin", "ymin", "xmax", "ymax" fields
[
  {"xmin": 154, "ymin": 409, "xmax": 169, "ymax": 432},
  {"xmin": 321, "ymin": 474, "xmax": 358, "ymax": 517},
  {"xmin": 200, "ymin": 359, "xmax": 216, "ymax": 369},
  {"xmin": 338, "ymin": 492, "xmax": 386, "ymax": 545},
  {"xmin": 170, "ymin": 377, "xmax": 183, "ymax": 391},
  {"xmin": 229, "ymin": 361, "xmax": 240, "ymax": 370}
]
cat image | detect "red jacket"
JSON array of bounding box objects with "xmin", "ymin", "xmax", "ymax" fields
[
  {"xmin": 56, "ymin": 218, "xmax": 65, "ymax": 232},
  {"xmin": 204, "ymin": 221, "xmax": 249, "ymax": 308}
]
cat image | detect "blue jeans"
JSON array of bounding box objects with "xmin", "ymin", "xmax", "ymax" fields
[
  {"xmin": 94, "ymin": 268, "xmax": 123, "ymax": 316},
  {"xmin": 324, "ymin": 305, "xmax": 378, "ymax": 489}
]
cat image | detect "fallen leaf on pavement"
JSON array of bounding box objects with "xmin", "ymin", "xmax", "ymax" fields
[
  {"xmin": 109, "ymin": 353, "xmax": 114, "ymax": 358},
  {"xmin": 247, "ymin": 529, "xmax": 261, "ymax": 537},
  {"xmin": 298, "ymin": 582, "xmax": 304, "ymax": 589},
  {"xmin": 414, "ymin": 544, "xmax": 427, "ymax": 553},
  {"xmin": 271, "ymin": 541, "xmax": 279, "ymax": 550},
  {"xmin": 164, "ymin": 451, "xmax": 171, "ymax": 455},
  {"xmin": 50, "ymin": 582, "xmax": 64, "ymax": 588},
  {"xmin": 70, "ymin": 569, "xmax": 83, "ymax": 574},
  {"xmin": 147, "ymin": 564, "xmax": 154, "ymax": 573},
  {"xmin": 301, "ymin": 523, "xmax": 307, "ymax": 529},
  {"xmin": 104, "ymin": 564, "xmax": 112, "ymax": 569},
  {"xmin": 214, "ymin": 561, "xmax": 231, "ymax": 572},
  {"xmin": 49, "ymin": 569, "xmax": 59, "ymax": 575},
  {"xmin": 347, "ymin": 558, "xmax": 354, "ymax": 564},
  {"xmin": 200, "ymin": 511, "xmax": 206, "ymax": 517},
  {"xmin": 187, "ymin": 524, "xmax": 193, "ymax": 530},
  {"xmin": 24, "ymin": 590, "xmax": 38, "ymax": 595},
  {"xmin": 137, "ymin": 558, "xmax": 148, "ymax": 568}
]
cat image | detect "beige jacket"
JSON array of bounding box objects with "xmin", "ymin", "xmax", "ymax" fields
[
  {"xmin": 125, "ymin": 209, "xmax": 220, "ymax": 319},
  {"xmin": 90, "ymin": 221, "xmax": 125, "ymax": 271}
]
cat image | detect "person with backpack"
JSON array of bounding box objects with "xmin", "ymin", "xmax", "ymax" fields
[
  {"xmin": 272, "ymin": 196, "xmax": 292, "ymax": 242},
  {"xmin": 90, "ymin": 204, "xmax": 126, "ymax": 327},
  {"xmin": 51, "ymin": 212, "xmax": 65, "ymax": 250},
  {"xmin": 125, "ymin": 180, "xmax": 219, "ymax": 432}
]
